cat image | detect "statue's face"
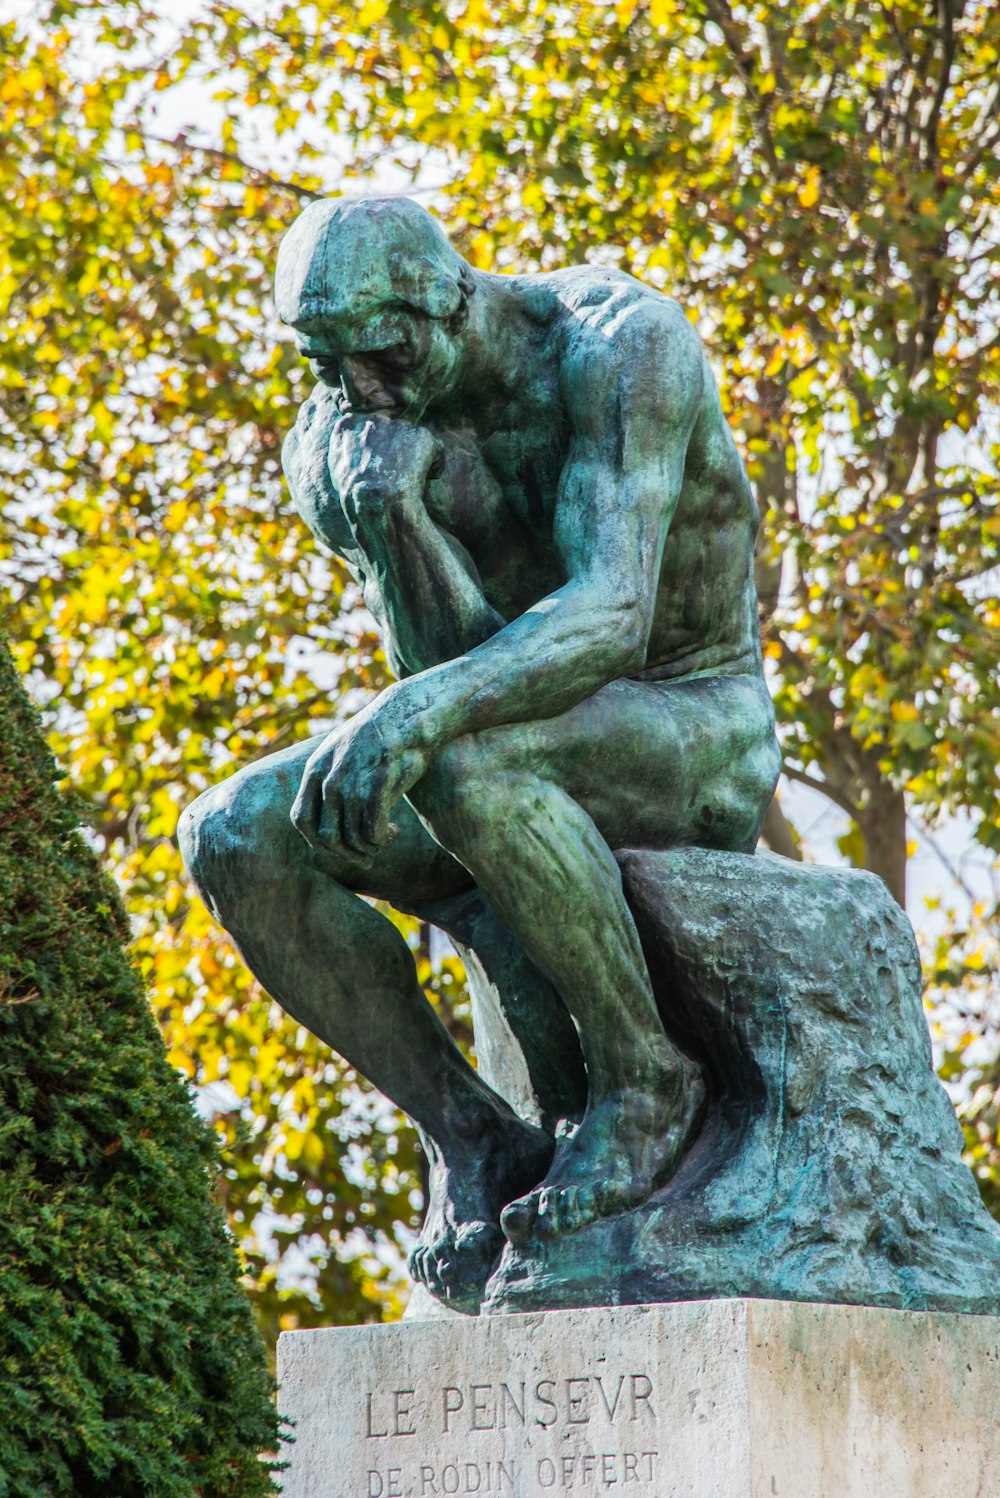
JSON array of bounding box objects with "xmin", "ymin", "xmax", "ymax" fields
[{"xmin": 289, "ymin": 304, "xmax": 463, "ymax": 422}]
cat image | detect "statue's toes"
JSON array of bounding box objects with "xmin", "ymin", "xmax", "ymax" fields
[
  {"xmin": 500, "ymin": 1191, "xmax": 539, "ymax": 1245},
  {"xmin": 532, "ymin": 1183, "xmax": 597, "ymax": 1240},
  {"xmin": 407, "ymin": 1243, "xmax": 429, "ymax": 1285},
  {"xmin": 531, "ymin": 1188, "xmax": 561, "ymax": 1240},
  {"xmin": 450, "ymin": 1221, "xmax": 503, "ymax": 1299},
  {"xmin": 569, "ymin": 1182, "xmax": 601, "ymax": 1229}
]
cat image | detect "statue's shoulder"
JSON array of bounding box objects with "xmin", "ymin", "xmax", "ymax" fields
[
  {"xmin": 514, "ymin": 267, "xmax": 700, "ymax": 420},
  {"xmin": 520, "ymin": 265, "xmax": 696, "ymax": 364},
  {"xmin": 542, "ymin": 265, "xmax": 686, "ymax": 322}
]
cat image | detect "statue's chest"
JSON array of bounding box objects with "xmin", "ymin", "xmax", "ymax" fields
[
  {"xmin": 424, "ymin": 418, "xmax": 566, "ymax": 613},
  {"xmin": 427, "ymin": 409, "xmax": 564, "ymax": 533},
  {"xmin": 480, "ymin": 424, "xmax": 565, "ymax": 534}
]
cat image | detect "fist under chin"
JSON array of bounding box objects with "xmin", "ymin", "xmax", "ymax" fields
[{"xmin": 343, "ymin": 479, "xmax": 423, "ymax": 524}]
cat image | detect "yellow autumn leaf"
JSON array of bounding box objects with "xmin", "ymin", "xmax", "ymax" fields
[
  {"xmin": 149, "ymin": 787, "xmax": 180, "ymax": 837},
  {"xmin": 356, "ymin": 0, "xmax": 388, "ymax": 27},
  {"xmin": 228, "ymin": 1059, "xmax": 254, "ymax": 1097},
  {"xmin": 799, "ymin": 167, "xmax": 820, "ymax": 208},
  {"xmin": 301, "ymin": 1132, "xmax": 325, "ymax": 1170},
  {"xmin": 81, "ymin": 579, "xmax": 109, "ymax": 624},
  {"xmin": 284, "ymin": 1128, "xmax": 307, "ymax": 1162},
  {"xmin": 764, "ymin": 346, "xmax": 785, "ymax": 377}
]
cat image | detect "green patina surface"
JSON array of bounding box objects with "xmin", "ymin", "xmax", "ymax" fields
[
  {"xmin": 180, "ymin": 197, "xmax": 997, "ymax": 1317},
  {"xmin": 486, "ymin": 848, "xmax": 1000, "ymax": 1315}
]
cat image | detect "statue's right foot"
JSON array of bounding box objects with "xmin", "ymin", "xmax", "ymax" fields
[
  {"xmin": 408, "ymin": 1108, "xmax": 553, "ymax": 1311},
  {"xmin": 500, "ymin": 1052, "xmax": 705, "ymax": 1245}
]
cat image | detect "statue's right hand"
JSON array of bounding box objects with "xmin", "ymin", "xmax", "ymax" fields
[
  {"xmin": 281, "ymin": 383, "xmax": 343, "ymax": 510},
  {"xmin": 328, "ymin": 412, "xmax": 442, "ymax": 524}
]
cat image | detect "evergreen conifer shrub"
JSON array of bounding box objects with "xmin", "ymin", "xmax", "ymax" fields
[{"xmin": 0, "ymin": 641, "xmax": 281, "ymax": 1497}]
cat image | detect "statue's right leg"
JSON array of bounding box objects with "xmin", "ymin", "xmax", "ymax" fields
[{"xmin": 178, "ymin": 734, "xmax": 552, "ymax": 1309}]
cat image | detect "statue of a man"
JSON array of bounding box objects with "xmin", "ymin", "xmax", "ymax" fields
[{"xmin": 179, "ymin": 196, "xmax": 781, "ymax": 1308}]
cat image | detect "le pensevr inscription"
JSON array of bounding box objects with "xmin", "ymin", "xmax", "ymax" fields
[
  {"xmin": 366, "ymin": 1450, "xmax": 660, "ymax": 1495},
  {"xmin": 365, "ymin": 1374, "xmax": 655, "ymax": 1438}
]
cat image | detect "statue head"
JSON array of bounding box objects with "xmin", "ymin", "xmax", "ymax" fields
[{"xmin": 275, "ymin": 196, "xmax": 473, "ymax": 420}]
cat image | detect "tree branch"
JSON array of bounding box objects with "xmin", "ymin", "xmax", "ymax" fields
[
  {"xmin": 141, "ymin": 131, "xmax": 320, "ymax": 202},
  {"xmin": 761, "ymin": 795, "xmax": 803, "ymax": 861},
  {"xmin": 782, "ymin": 764, "xmax": 861, "ymax": 821},
  {"xmin": 956, "ymin": 92, "xmax": 1000, "ymax": 184},
  {"xmin": 919, "ymin": 822, "xmax": 979, "ymax": 905},
  {"xmin": 922, "ymin": 0, "xmax": 956, "ymax": 164}
]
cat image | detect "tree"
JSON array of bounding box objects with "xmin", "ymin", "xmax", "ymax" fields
[
  {"xmin": 1, "ymin": 4, "xmax": 432, "ymax": 1338},
  {"xmin": 0, "ymin": 638, "xmax": 279, "ymax": 1496},
  {"xmin": 202, "ymin": 0, "xmax": 997, "ymax": 910},
  {"xmin": 2, "ymin": 0, "xmax": 997, "ymax": 1325}
]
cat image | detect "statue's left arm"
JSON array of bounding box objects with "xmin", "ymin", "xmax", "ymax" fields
[{"xmin": 292, "ymin": 306, "xmax": 705, "ymax": 854}]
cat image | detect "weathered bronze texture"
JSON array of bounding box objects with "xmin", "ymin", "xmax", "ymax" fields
[{"xmin": 180, "ymin": 198, "xmax": 1000, "ymax": 1315}]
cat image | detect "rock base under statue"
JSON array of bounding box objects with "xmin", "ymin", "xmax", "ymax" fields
[
  {"xmin": 463, "ymin": 850, "xmax": 1000, "ymax": 1315},
  {"xmin": 278, "ymin": 1299, "xmax": 1000, "ymax": 1496}
]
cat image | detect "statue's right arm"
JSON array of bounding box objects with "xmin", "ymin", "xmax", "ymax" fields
[{"xmin": 281, "ymin": 387, "xmax": 504, "ymax": 678}]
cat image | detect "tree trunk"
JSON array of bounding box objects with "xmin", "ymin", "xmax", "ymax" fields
[
  {"xmin": 761, "ymin": 796, "xmax": 803, "ymax": 862},
  {"xmin": 857, "ymin": 783, "xmax": 908, "ymax": 909}
]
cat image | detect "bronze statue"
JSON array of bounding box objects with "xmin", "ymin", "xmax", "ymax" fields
[{"xmin": 180, "ymin": 195, "xmax": 781, "ymax": 1310}]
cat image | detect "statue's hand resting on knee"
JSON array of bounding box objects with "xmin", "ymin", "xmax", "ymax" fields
[{"xmin": 290, "ymin": 702, "xmax": 429, "ymax": 859}]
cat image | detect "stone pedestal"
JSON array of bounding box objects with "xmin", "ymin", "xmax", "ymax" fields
[{"xmin": 278, "ymin": 1299, "xmax": 1000, "ymax": 1497}]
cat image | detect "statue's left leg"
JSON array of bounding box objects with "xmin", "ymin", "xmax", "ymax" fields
[
  {"xmin": 420, "ymin": 887, "xmax": 589, "ymax": 1135},
  {"xmin": 178, "ymin": 734, "xmax": 553, "ymax": 1306},
  {"xmin": 409, "ymin": 671, "xmax": 780, "ymax": 1242}
]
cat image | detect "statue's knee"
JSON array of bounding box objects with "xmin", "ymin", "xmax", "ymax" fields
[
  {"xmin": 178, "ymin": 786, "xmax": 237, "ymax": 917},
  {"xmin": 719, "ymin": 731, "xmax": 782, "ymax": 851},
  {"xmin": 764, "ymin": 732, "xmax": 782, "ymax": 798},
  {"xmin": 178, "ymin": 771, "xmax": 284, "ymax": 925},
  {"xmin": 746, "ymin": 730, "xmax": 782, "ymax": 815}
]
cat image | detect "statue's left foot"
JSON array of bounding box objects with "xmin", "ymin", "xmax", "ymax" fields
[
  {"xmin": 409, "ymin": 1220, "xmax": 505, "ymax": 1312},
  {"xmin": 501, "ymin": 1052, "xmax": 705, "ymax": 1245},
  {"xmin": 408, "ymin": 1108, "xmax": 553, "ymax": 1310}
]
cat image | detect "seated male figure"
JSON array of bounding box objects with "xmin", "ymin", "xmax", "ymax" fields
[{"xmin": 179, "ymin": 196, "xmax": 781, "ymax": 1308}]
